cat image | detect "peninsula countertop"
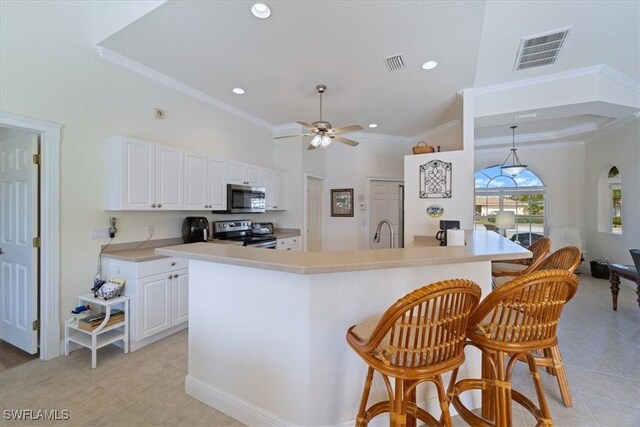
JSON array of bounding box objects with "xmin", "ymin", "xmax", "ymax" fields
[{"xmin": 156, "ymin": 230, "xmax": 530, "ymax": 275}]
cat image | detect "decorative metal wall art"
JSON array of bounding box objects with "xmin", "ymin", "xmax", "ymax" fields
[{"xmin": 419, "ymin": 160, "xmax": 452, "ymax": 198}]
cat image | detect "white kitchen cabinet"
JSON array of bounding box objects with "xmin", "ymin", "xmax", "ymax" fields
[
  {"xmin": 101, "ymin": 256, "xmax": 188, "ymax": 351},
  {"xmin": 261, "ymin": 168, "xmax": 286, "ymax": 210},
  {"xmin": 104, "ymin": 136, "xmax": 183, "ymax": 210},
  {"xmin": 155, "ymin": 144, "xmax": 184, "ymax": 210},
  {"xmin": 184, "ymin": 153, "xmax": 226, "ymax": 210},
  {"xmin": 227, "ymin": 161, "xmax": 261, "ymax": 187},
  {"xmin": 277, "ymin": 236, "xmax": 300, "ymax": 251}
]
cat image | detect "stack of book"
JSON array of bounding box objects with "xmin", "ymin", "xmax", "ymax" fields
[{"xmin": 78, "ymin": 309, "xmax": 124, "ymax": 332}]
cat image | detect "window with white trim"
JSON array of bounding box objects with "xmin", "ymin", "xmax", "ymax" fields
[
  {"xmin": 474, "ymin": 165, "xmax": 546, "ymax": 247},
  {"xmin": 604, "ymin": 166, "xmax": 622, "ymax": 234}
]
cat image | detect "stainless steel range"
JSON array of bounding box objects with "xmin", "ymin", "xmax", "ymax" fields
[{"xmin": 212, "ymin": 220, "xmax": 277, "ymax": 249}]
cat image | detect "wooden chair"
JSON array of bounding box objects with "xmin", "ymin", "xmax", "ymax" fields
[
  {"xmin": 347, "ymin": 279, "xmax": 481, "ymax": 427},
  {"xmin": 492, "ymin": 237, "xmax": 551, "ymax": 278},
  {"xmin": 449, "ymin": 270, "xmax": 578, "ymax": 427}
]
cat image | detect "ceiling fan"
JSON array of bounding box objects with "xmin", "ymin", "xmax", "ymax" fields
[{"xmin": 275, "ymin": 84, "xmax": 363, "ymax": 150}]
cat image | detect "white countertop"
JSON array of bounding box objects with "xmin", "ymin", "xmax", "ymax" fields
[{"xmin": 156, "ymin": 230, "xmax": 530, "ymax": 275}]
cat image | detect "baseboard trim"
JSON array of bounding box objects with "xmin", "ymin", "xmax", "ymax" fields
[
  {"xmin": 129, "ymin": 323, "xmax": 187, "ymax": 352},
  {"xmin": 185, "ymin": 375, "xmax": 292, "ymax": 426},
  {"xmin": 185, "ymin": 375, "xmax": 480, "ymax": 427}
]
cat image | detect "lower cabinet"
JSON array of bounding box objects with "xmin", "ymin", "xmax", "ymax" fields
[
  {"xmin": 276, "ymin": 236, "xmax": 301, "ymax": 251},
  {"xmin": 101, "ymin": 256, "xmax": 188, "ymax": 351}
]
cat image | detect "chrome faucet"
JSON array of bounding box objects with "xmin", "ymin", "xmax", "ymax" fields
[{"xmin": 373, "ymin": 219, "xmax": 395, "ymax": 249}]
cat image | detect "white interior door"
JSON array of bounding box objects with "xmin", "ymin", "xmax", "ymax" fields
[
  {"xmin": 306, "ymin": 176, "xmax": 323, "ymax": 252},
  {"xmin": 370, "ymin": 180, "xmax": 402, "ymax": 249},
  {"xmin": 0, "ymin": 129, "xmax": 38, "ymax": 354}
]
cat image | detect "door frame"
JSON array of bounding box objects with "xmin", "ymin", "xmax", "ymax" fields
[
  {"xmin": 303, "ymin": 173, "xmax": 325, "ymax": 252},
  {"xmin": 366, "ymin": 177, "xmax": 403, "ymax": 249},
  {"xmin": 1, "ymin": 111, "xmax": 61, "ymax": 361}
]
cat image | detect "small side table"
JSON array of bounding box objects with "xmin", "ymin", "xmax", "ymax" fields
[
  {"xmin": 607, "ymin": 262, "xmax": 640, "ymax": 311},
  {"xmin": 64, "ymin": 293, "xmax": 129, "ymax": 369}
]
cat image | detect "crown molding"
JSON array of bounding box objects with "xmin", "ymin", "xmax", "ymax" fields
[
  {"xmin": 475, "ymin": 140, "xmax": 585, "ymax": 153},
  {"xmin": 411, "ymin": 120, "xmax": 460, "ymax": 142},
  {"xmin": 584, "ymin": 114, "xmax": 640, "ymax": 144},
  {"xmin": 474, "ymin": 64, "xmax": 639, "ymax": 96},
  {"xmin": 96, "ymin": 47, "xmax": 275, "ymax": 130}
]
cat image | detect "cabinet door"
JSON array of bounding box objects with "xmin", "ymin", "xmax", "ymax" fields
[
  {"xmin": 245, "ymin": 165, "xmax": 261, "ymax": 187},
  {"xmin": 274, "ymin": 170, "xmax": 286, "ymax": 210},
  {"xmin": 261, "ymin": 168, "xmax": 275, "ymax": 209},
  {"xmin": 156, "ymin": 144, "xmax": 183, "ymax": 210},
  {"xmin": 226, "ymin": 162, "xmax": 246, "ymax": 185},
  {"xmin": 172, "ymin": 269, "xmax": 189, "ymax": 325},
  {"xmin": 122, "ymin": 137, "xmax": 155, "ymax": 210},
  {"xmin": 208, "ymin": 158, "xmax": 226, "ymax": 210},
  {"xmin": 138, "ymin": 273, "xmax": 172, "ymax": 340},
  {"xmin": 184, "ymin": 152, "xmax": 207, "ymax": 210}
]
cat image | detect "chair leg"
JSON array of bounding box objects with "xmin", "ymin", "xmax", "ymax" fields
[
  {"xmin": 481, "ymin": 350, "xmax": 496, "ymax": 422},
  {"xmin": 549, "ymin": 345, "xmax": 573, "ymax": 407},
  {"xmin": 434, "ymin": 374, "xmax": 453, "ymax": 427},
  {"xmin": 525, "ymin": 353, "xmax": 552, "ymax": 424},
  {"xmin": 493, "ymin": 350, "xmax": 512, "ymax": 427},
  {"xmin": 356, "ymin": 367, "xmax": 375, "ymax": 426}
]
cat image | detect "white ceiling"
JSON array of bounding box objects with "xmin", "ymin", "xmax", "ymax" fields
[{"xmin": 99, "ymin": 0, "xmax": 640, "ymax": 143}]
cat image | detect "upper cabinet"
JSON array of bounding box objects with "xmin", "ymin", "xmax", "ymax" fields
[
  {"xmin": 226, "ymin": 161, "xmax": 261, "ymax": 187},
  {"xmin": 184, "ymin": 153, "xmax": 226, "ymax": 210},
  {"xmin": 105, "ymin": 136, "xmax": 285, "ymax": 211},
  {"xmin": 105, "ymin": 136, "xmax": 183, "ymax": 211},
  {"xmin": 261, "ymin": 168, "xmax": 286, "ymax": 211}
]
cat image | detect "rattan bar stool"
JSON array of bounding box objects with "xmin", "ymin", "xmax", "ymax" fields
[
  {"xmin": 449, "ymin": 270, "xmax": 578, "ymax": 427},
  {"xmin": 346, "ymin": 279, "xmax": 481, "ymax": 427},
  {"xmin": 492, "ymin": 238, "xmax": 551, "ymax": 278},
  {"xmin": 493, "ymin": 247, "xmax": 582, "ymax": 407}
]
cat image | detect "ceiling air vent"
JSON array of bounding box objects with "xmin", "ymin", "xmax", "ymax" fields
[
  {"xmin": 385, "ymin": 54, "xmax": 405, "ymax": 71},
  {"xmin": 514, "ymin": 27, "xmax": 571, "ymax": 71}
]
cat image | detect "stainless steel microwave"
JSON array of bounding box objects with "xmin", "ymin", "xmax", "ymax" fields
[{"xmin": 213, "ymin": 184, "xmax": 265, "ymax": 214}]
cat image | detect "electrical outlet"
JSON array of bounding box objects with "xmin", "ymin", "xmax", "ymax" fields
[
  {"xmin": 147, "ymin": 224, "xmax": 154, "ymax": 239},
  {"xmin": 90, "ymin": 227, "xmax": 110, "ymax": 240}
]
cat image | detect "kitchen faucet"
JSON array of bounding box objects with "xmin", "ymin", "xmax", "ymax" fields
[{"xmin": 373, "ymin": 219, "xmax": 395, "ymax": 249}]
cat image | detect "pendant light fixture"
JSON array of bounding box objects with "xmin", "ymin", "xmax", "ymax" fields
[{"xmin": 500, "ymin": 125, "xmax": 527, "ymax": 176}]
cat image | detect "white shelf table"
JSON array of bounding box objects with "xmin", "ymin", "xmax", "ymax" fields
[{"xmin": 64, "ymin": 293, "xmax": 129, "ymax": 369}]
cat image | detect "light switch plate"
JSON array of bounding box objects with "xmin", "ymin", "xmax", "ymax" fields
[{"xmin": 90, "ymin": 227, "xmax": 110, "ymax": 240}]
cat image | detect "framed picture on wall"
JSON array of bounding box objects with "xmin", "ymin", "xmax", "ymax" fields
[{"xmin": 330, "ymin": 188, "xmax": 354, "ymax": 217}]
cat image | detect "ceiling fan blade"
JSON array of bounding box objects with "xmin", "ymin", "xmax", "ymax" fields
[
  {"xmin": 274, "ymin": 134, "xmax": 301, "ymax": 139},
  {"xmin": 296, "ymin": 121, "xmax": 317, "ymax": 132},
  {"xmin": 330, "ymin": 124, "xmax": 363, "ymax": 134},
  {"xmin": 333, "ymin": 135, "xmax": 359, "ymax": 147}
]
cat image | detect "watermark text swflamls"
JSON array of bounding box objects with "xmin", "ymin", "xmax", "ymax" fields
[{"xmin": 3, "ymin": 409, "xmax": 70, "ymax": 421}]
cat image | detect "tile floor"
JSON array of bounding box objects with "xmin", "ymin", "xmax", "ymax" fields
[
  {"xmin": 0, "ymin": 273, "xmax": 638, "ymax": 426},
  {"xmin": 0, "ymin": 340, "xmax": 38, "ymax": 373}
]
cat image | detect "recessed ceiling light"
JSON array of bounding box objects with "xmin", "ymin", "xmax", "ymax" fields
[
  {"xmin": 232, "ymin": 88, "xmax": 245, "ymax": 95},
  {"xmin": 421, "ymin": 61, "xmax": 438, "ymax": 70},
  {"xmin": 368, "ymin": 124, "xmax": 378, "ymax": 128},
  {"xmin": 251, "ymin": 3, "xmax": 271, "ymax": 19}
]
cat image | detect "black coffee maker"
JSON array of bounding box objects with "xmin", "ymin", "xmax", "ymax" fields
[
  {"xmin": 435, "ymin": 220, "xmax": 460, "ymax": 246},
  {"xmin": 182, "ymin": 217, "xmax": 210, "ymax": 243}
]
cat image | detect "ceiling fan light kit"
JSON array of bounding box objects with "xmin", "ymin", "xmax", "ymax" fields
[{"xmin": 275, "ymin": 84, "xmax": 364, "ymax": 150}]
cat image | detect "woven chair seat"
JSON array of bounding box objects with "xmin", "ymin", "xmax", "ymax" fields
[{"xmin": 492, "ymin": 262, "xmax": 528, "ymax": 275}]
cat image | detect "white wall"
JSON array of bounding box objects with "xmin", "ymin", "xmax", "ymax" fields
[
  {"xmin": 0, "ymin": 1, "xmax": 284, "ymax": 332},
  {"xmin": 584, "ymin": 119, "xmax": 640, "ymax": 265},
  {"xmin": 324, "ymin": 136, "xmax": 414, "ymax": 251},
  {"xmin": 404, "ymin": 150, "xmax": 475, "ymax": 245},
  {"xmin": 474, "ymin": 142, "xmax": 587, "ymax": 238}
]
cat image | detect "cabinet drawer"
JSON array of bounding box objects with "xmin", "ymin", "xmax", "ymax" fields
[{"xmin": 137, "ymin": 257, "xmax": 188, "ymax": 278}]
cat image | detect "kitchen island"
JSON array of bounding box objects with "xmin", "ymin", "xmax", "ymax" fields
[{"xmin": 157, "ymin": 231, "xmax": 529, "ymax": 426}]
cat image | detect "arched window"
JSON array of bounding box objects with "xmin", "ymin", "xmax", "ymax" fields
[
  {"xmin": 474, "ymin": 165, "xmax": 546, "ymax": 246},
  {"xmin": 598, "ymin": 166, "xmax": 622, "ymax": 234}
]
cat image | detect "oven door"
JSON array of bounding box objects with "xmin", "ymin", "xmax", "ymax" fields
[
  {"xmin": 245, "ymin": 240, "xmax": 277, "ymax": 249},
  {"xmin": 227, "ymin": 184, "xmax": 266, "ymax": 213}
]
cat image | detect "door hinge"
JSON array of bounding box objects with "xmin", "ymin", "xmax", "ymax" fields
[
  {"xmin": 32, "ymin": 320, "xmax": 40, "ymax": 331},
  {"xmin": 32, "ymin": 154, "xmax": 41, "ymax": 165},
  {"xmin": 33, "ymin": 237, "xmax": 41, "ymax": 248}
]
